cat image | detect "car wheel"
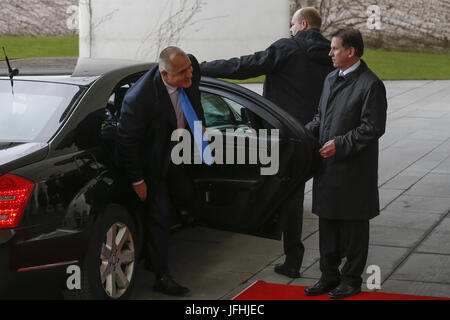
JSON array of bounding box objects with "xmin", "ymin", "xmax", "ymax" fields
[{"xmin": 65, "ymin": 205, "xmax": 138, "ymax": 300}]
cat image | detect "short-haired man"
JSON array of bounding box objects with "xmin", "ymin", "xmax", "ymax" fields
[
  {"xmin": 304, "ymin": 28, "xmax": 387, "ymax": 299},
  {"xmin": 117, "ymin": 47, "xmax": 205, "ymax": 296},
  {"xmin": 201, "ymin": 7, "xmax": 333, "ymax": 279}
]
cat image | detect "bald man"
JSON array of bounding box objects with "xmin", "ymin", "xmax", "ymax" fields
[
  {"xmin": 117, "ymin": 47, "xmax": 205, "ymax": 296},
  {"xmin": 201, "ymin": 7, "xmax": 333, "ymax": 279}
]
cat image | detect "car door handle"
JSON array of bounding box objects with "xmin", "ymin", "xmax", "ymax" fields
[
  {"xmin": 73, "ymin": 153, "xmax": 101, "ymax": 174},
  {"xmin": 73, "ymin": 156, "xmax": 87, "ymax": 173}
]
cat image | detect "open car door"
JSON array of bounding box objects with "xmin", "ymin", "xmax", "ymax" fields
[{"xmin": 192, "ymin": 78, "xmax": 316, "ymax": 240}]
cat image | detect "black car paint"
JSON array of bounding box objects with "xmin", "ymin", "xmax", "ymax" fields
[
  {"xmin": 194, "ymin": 80, "xmax": 314, "ymax": 238},
  {"xmin": 0, "ymin": 62, "xmax": 314, "ymax": 284}
]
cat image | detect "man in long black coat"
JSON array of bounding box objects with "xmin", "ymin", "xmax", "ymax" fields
[
  {"xmin": 201, "ymin": 7, "xmax": 333, "ymax": 279},
  {"xmin": 304, "ymin": 28, "xmax": 387, "ymax": 299},
  {"xmin": 117, "ymin": 47, "xmax": 205, "ymax": 296}
]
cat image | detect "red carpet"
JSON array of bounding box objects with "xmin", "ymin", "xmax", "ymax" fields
[{"xmin": 234, "ymin": 281, "xmax": 450, "ymax": 300}]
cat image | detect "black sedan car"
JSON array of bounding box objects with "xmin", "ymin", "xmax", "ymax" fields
[{"xmin": 0, "ymin": 58, "xmax": 316, "ymax": 299}]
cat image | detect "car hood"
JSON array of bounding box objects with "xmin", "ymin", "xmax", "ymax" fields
[{"xmin": 0, "ymin": 142, "xmax": 49, "ymax": 175}]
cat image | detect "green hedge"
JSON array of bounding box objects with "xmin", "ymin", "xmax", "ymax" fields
[
  {"xmin": 226, "ymin": 50, "xmax": 450, "ymax": 82},
  {"xmin": 0, "ymin": 36, "xmax": 78, "ymax": 59},
  {"xmin": 1, "ymin": 37, "xmax": 448, "ymax": 80}
]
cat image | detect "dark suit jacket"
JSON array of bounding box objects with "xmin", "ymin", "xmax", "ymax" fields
[
  {"xmin": 116, "ymin": 54, "xmax": 205, "ymax": 188},
  {"xmin": 201, "ymin": 29, "xmax": 333, "ymax": 125},
  {"xmin": 305, "ymin": 60, "xmax": 387, "ymax": 220}
]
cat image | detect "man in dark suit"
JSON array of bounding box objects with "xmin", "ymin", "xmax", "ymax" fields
[
  {"xmin": 200, "ymin": 7, "xmax": 333, "ymax": 278},
  {"xmin": 116, "ymin": 47, "xmax": 205, "ymax": 296},
  {"xmin": 304, "ymin": 28, "xmax": 387, "ymax": 299}
]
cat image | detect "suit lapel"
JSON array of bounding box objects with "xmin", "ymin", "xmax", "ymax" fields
[
  {"xmin": 327, "ymin": 72, "xmax": 347, "ymax": 103},
  {"xmin": 326, "ymin": 60, "xmax": 366, "ymax": 103},
  {"xmin": 320, "ymin": 71, "xmax": 349, "ymax": 143},
  {"xmin": 325, "ymin": 63, "xmax": 364, "ymax": 114},
  {"xmin": 320, "ymin": 62, "xmax": 367, "ymax": 142},
  {"xmin": 324, "ymin": 71, "xmax": 345, "ymax": 119},
  {"xmin": 154, "ymin": 72, "xmax": 177, "ymax": 130}
]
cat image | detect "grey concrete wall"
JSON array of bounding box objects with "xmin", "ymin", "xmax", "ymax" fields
[
  {"xmin": 2, "ymin": 0, "xmax": 448, "ymax": 55},
  {"xmin": 0, "ymin": 0, "xmax": 78, "ymax": 36},
  {"xmin": 79, "ymin": 0, "xmax": 290, "ymax": 62}
]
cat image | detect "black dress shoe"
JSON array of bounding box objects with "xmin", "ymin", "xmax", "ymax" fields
[
  {"xmin": 328, "ymin": 283, "xmax": 361, "ymax": 299},
  {"xmin": 154, "ymin": 275, "xmax": 190, "ymax": 296},
  {"xmin": 274, "ymin": 263, "xmax": 301, "ymax": 278},
  {"xmin": 304, "ymin": 281, "xmax": 339, "ymax": 296}
]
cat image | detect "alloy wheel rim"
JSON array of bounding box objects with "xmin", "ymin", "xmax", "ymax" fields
[{"xmin": 100, "ymin": 222, "xmax": 135, "ymax": 299}]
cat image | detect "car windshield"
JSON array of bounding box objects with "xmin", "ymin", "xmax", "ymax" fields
[{"xmin": 0, "ymin": 80, "xmax": 83, "ymax": 143}]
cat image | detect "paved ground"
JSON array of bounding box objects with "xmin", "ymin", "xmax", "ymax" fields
[
  {"xmin": 6, "ymin": 79, "xmax": 450, "ymax": 300},
  {"xmin": 1, "ymin": 58, "xmax": 78, "ymax": 76},
  {"xmin": 130, "ymin": 80, "xmax": 450, "ymax": 300}
]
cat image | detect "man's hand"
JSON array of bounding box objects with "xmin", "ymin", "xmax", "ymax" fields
[
  {"xmin": 133, "ymin": 181, "xmax": 148, "ymax": 202},
  {"xmin": 319, "ymin": 140, "xmax": 336, "ymax": 159}
]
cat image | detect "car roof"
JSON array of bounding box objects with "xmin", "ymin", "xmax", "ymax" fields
[{"xmin": 0, "ymin": 57, "xmax": 155, "ymax": 86}]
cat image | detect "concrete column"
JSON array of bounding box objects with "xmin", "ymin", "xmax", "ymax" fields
[{"xmin": 79, "ymin": 0, "xmax": 91, "ymax": 58}]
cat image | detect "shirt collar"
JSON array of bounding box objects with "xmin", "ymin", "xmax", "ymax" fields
[
  {"xmin": 161, "ymin": 75, "xmax": 178, "ymax": 95},
  {"xmin": 340, "ymin": 59, "xmax": 361, "ymax": 76}
]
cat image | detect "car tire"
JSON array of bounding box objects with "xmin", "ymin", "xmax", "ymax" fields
[{"xmin": 65, "ymin": 205, "xmax": 138, "ymax": 300}]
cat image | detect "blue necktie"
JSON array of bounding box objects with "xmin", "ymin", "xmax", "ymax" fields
[
  {"xmin": 338, "ymin": 71, "xmax": 345, "ymax": 78},
  {"xmin": 177, "ymin": 88, "xmax": 213, "ymax": 166}
]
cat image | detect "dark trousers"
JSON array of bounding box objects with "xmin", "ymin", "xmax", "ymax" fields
[
  {"xmin": 282, "ymin": 183, "xmax": 306, "ymax": 270},
  {"xmin": 319, "ymin": 217, "xmax": 369, "ymax": 288},
  {"xmin": 142, "ymin": 163, "xmax": 194, "ymax": 277}
]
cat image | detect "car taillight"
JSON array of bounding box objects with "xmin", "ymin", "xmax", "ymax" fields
[{"xmin": 0, "ymin": 174, "xmax": 34, "ymax": 229}]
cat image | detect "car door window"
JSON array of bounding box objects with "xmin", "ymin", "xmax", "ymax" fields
[
  {"xmin": 201, "ymin": 92, "xmax": 252, "ymax": 129},
  {"xmin": 59, "ymin": 74, "xmax": 143, "ymax": 152},
  {"xmin": 223, "ymin": 97, "xmax": 245, "ymax": 122},
  {"xmin": 201, "ymin": 92, "xmax": 233, "ymax": 127},
  {"xmin": 107, "ymin": 83, "xmax": 133, "ymax": 121}
]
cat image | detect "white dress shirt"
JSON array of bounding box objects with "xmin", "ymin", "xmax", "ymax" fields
[
  {"xmin": 340, "ymin": 59, "xmax": 361, "ymax": 76},
  {"xmin": 161, "ymin": 77, "xmax": 187, "ymax": 131}
]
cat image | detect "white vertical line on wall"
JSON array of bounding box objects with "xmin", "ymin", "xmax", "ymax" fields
[{"xmin": 78, "ymin": 0, "xmax": 92, "ymax": 57}]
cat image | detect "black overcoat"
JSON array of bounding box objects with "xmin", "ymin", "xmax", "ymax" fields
[
  {"xmin": 200, "ymin": 29, "xmax": 333, "ymax": 125},
  {"xmin": 305, "ymin": 60, "xmax": 387, "ymax": 220},
  {"xmin": 116, "ymin": 54, "xmax": 205, "ymax": 189}
]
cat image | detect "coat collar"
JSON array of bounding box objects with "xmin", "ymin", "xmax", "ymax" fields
[
  {"xmin": 340, "ymin": 59, "xmax": 361, "ymax": 76},
  {"xmin": 343, "ymin": 59, "xmax": 367, "ymax": 81},
  {"xmin": 329, "ymin": 59, "xmax": 368, "ymax": 86},
  {"xmin": 293, "ymin": 28, "xmax": 321, "ymax": 40}
]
